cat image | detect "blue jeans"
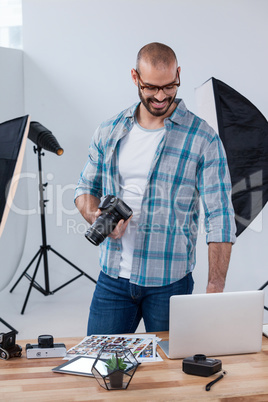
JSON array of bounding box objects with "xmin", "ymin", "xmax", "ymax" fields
[{"xmin": 87, "ymin": 271, "xmax": 194, "ymax": 335}]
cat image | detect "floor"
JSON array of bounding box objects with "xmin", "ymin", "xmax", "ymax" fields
[{"xmin": 0, "ymin": 264, "xmax": 145, "ymax": 342}]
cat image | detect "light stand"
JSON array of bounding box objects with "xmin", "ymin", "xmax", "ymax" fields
[{"xmin": 10, "ymin": 146, "xmax": 96, "ymax": 314}]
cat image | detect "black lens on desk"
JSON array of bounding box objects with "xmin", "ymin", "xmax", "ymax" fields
[{"xmin": 38, "ymin": 335, "xmax": 54, "ymax": 348}]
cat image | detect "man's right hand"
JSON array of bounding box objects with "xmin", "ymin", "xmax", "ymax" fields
[{"xmin": 75, "ymin": 194, "xmax": 101, "ymax": 225}]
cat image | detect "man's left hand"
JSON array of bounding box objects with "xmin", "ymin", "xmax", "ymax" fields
[{"xmin": 206, "ymin": 242, "xmax": 233, "ymax": 293}]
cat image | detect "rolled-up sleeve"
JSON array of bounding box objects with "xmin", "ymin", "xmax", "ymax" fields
[
  {"xmin": 197, "ymin": 135, "xmax": 236, "ymax": 244},
  {"xmin": 74, "ymin": 127, "xmax": 103, "ymax": 202}
]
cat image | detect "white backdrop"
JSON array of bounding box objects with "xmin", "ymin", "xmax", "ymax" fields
[
  {"xmin": 8, "ymin": 0, "xmax": 267, "ymax": 320},
  {"xmin": 0, "ymin": 47, "xmax": 24, "ymax": 121},
  {"xmin": 0, "ymin": 47, "xmax": 28, "ymax": 291}
]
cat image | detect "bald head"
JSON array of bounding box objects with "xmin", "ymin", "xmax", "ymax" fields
[{"xmin": 136, "ymin": 42, "xmax": 178, "ymax": 73}]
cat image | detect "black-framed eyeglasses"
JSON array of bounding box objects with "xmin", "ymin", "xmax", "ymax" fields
[{"xmin": 135, "ymin": 69, "xmax": 180, "ymax": 96}]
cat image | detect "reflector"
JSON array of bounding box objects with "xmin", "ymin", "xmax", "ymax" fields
[
  {"xmin": 0, "ymin": 115, "xmax": 30, "ymax": 290},
  {"xmin": 195, "ymin": 78, "xmax": 268, "ymax": 236}
]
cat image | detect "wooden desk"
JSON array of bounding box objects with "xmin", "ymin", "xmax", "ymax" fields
[{"xmin": 1, "ymin": 333, "xmax": 268, "ymax": 401}]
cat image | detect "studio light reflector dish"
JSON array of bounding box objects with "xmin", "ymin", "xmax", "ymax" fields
[{"xmin": 195, "ymin": 78, "xmax": 268, "ymax": 236}]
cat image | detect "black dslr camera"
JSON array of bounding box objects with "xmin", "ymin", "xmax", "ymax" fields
[
  {"xmin": 0, "ymin": 330, "xmax": 22, "ymax": 360},
  {"xmin": 85, "ymin": 195, "xmax": 133, "ymax": 246},
  {"xmin": 182, "ymin": 354, "xmax": 222, "ymax": 377}
]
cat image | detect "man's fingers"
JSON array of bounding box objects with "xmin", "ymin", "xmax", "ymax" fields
[
  {"xmin": 109, "ymin": 216, "xmax": 132, "ymax": 239},
  {"xmin": 94, "ymin": 209, "xmax": 102, "ymax": 221},
  {"xmin": 109, "ymin": 220, "xmax": 125, "ymax": 239}
]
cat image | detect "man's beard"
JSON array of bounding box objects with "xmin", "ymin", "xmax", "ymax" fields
[{"xmin": 138, "ymin": 87, "xmax": 176, "ymax": 117}]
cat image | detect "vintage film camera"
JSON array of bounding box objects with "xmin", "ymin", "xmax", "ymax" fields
[
  {"xmin": 182, "ymin": 354, "xmax": 222, "ymax": 377},
  {"xmin": 85, "ymin": 195, "xmax": 133, "ymax": 246},
  {"xmin": 0, "ymin": 330, "xmax": 22, "ymax": 360},
  {"xmin": 26, "ymin": 335, "xmax": 66, "ymax": 359}
]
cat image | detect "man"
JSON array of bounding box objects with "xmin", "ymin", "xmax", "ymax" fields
[{"xmin": 75, "ymin": 42, "xmax": 236, "ymax": 335}]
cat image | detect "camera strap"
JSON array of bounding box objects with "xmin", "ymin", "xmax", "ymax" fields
[{"xmin": 205, "ymin": 370, "xmax": 227, "ymax": 391}]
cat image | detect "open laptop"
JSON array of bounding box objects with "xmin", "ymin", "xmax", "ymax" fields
[{"xmin": 158, "ymin": 290, "xmax": 264, "ymax": 359}]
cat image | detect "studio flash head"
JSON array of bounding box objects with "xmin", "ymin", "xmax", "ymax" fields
[{"xmin": 28, "ymin": 121, "xmax": 64, "ymax": 155}]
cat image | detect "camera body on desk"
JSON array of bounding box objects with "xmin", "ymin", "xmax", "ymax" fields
[
  {"xmin": 183, "ymin": 354, "xmax": 222, "ymax": 377},
  {"xmin": 26, "ymin": 335, "xmax": 66, "ymax": 359},
  {"xmin": 0, "ymin": 330, "xmax": 22, "ymax": 360}
]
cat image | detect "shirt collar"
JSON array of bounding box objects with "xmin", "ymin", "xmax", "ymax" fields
[
  {"xmin": 125, "ymin": 102, "xmax": 140, "ymax": 118},
  {"xmin": 168, "ymin": 99, "xmax": 187, "ymax": 124}
]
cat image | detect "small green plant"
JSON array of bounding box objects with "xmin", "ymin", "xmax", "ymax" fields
[{"xmin": 105, "ymin": 354, "xmax": 127, "ymax": 371}]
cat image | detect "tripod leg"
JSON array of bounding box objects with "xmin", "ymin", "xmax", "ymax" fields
[
  {"xmin": 10, "ymin": 249, "xmax": 42, "ymax": 293},
  {"xmin": 49, "ymin": 246, "xmax": 97, "ymax": 284},
  {"xmin": 259, "ymin": 281, "xmax": 268, "ymax": 291},
  {"xmin": 21, "ymin": 249, "xmax": 44, "ymax": 315}
]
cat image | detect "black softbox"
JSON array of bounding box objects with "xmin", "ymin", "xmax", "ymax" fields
[
  {"xmin": 0, "ymin": 115, "xmax": 30, "ymax": 291},
  {"xmin": 0, "ymin": 115, "xmax": 30, "ymax": 236},
  {"xmin": 195, "ymin": 78, "xmax": 268, "ymax": 236}
]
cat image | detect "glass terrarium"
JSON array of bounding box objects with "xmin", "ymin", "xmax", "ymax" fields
[{"xmin": 92, "ymin": 344, "xmax": 140, "ymax": 390}]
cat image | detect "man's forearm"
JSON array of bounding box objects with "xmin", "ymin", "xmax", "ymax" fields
[
  {"xmin": 75, "ymin": 194, "xmax": 100, "ymax": 224},
  {"xmin": 207, "ymin": 242, "xmax": 232, "ymax": 293}
]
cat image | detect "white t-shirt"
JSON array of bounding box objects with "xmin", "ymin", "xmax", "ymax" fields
[{"xmin": 118, "ymin": 120, "xmax": 165, "ymax": 278}]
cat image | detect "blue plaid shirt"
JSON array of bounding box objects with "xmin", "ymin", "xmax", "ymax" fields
[{"xmin": 75, "ymin": 99, "xmax": 236, "ymax": 287}]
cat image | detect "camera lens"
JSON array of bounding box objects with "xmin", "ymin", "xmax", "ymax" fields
[
  {"xmin": 85, "ymin": 213, "xmax": 119, "ymax": 246},
  {"xmin": 38, "ymin": 335, "xmax": 53, "ymax": 348},
  {"xmin": 85, "ymin": 223, "xmax": 106, "ymax": 246},
  {"xmin": 194, "ymin": 354, "xmax": 207, "ymax": 362}
]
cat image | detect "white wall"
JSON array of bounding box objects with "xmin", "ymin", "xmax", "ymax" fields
[
  {"xmin": 0, "ymin": 47, "xmax": 28, "ymax": 290},
  {"xmin": 0, "ymin": 46, "xmax": 24, "ymax": 121},
  {"xmin": 18, "ymin": 0, "xmax": 267, "ymax": 320}
]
